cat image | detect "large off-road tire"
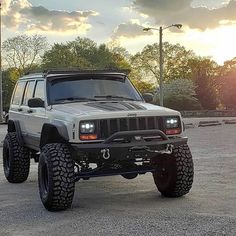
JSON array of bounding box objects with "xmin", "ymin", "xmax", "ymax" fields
[
  {"xmin": 3, "ymin": 132, "xmax": 30, "ymax": 183},
  {"xmin": 152, "ymin": 144, "xmax": 194, "ymax": 197},
  {"xmin": 38, "ymin": 143, "xmax": 75, "ymax": 211}
]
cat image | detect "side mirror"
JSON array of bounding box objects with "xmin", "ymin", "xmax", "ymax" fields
[
  {"xmin": 142, "ymin": 93, "xmax": 153, "ymax": 103},
  {"xmin": 28, "ymin": 98, "xmax": 45, "ymax": 108}
]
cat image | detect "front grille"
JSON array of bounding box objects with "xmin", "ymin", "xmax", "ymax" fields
[{"xmin": 98, "ymin": 116, "xmax": 162, "ymax": 139}]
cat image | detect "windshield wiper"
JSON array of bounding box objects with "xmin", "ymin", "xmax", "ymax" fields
[
  {"xmin": 94, "ymin": 95, "xmax": 136, "ymax": 101},
  {"xmin": 55, "ymin": 97, "xmax": 97, "ymax": 102}
]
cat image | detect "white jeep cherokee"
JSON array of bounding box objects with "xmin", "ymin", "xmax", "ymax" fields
[{"xmin": 3, "ymin": 70, "xmax": 194, "ymax": 211}]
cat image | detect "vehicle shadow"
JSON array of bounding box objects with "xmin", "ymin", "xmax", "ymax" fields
[{"xmin": 71, "ymin": 177, "xmax": 194, "ymax": 211}]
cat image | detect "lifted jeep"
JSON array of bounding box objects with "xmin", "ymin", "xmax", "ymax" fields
[{"xmin": 3, "ymin": 70, "xmax": 194, "ymax": 211}]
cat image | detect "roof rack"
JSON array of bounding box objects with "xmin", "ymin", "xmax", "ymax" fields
[
  {"xmin": 24, "ymin": 70, "xmax": 45, "ymax": 76},
  {"xmin": 44, "ymin": 69, "xmax": 131, "ymax": 75},
  {"xmin": 24, "ymin": 69, "xmax": 131, "ymax": 79}
]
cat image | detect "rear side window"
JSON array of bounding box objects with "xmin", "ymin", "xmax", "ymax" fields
[
  {"xmin": 12, "ymin": 81, "xmax": 26, "ymax": 105},
  {"xmin": 34, "ymin": 81, "xmax": 45, "ymax": 100},
  {"xmin": 22, "ymin": 81, "xmax": 35, "ymax": 105}
]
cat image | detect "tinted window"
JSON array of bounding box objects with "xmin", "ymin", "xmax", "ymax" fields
[
  {"xmin": 22, "ymin": 81, "xmax": 35, "ymax": 105},
  {"xmin": 48, "ymin": 77, "xmax": 142, "ymax": 104},
  {"xmin": 12, "ymin": 81, "xmax": 26, "ymax": 105},
  {"xmin": 34, "ymin": 81, "xmax": 45, "ymax": 100}
]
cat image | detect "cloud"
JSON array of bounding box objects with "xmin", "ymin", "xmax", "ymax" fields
[
  {"xmin": 2, "ymin": 0, "xmax": 31, "ymax": 29},
  {"xmin": 132, "ymin": 0, "xmax": 236, "ymax": 30},
  {"xmin": 113, "ymin": 21, "xmax": 152, "ymax": 38},
  {"xmin": 2, "ymin": 0, "xmax": 98, "ymax": 34}
]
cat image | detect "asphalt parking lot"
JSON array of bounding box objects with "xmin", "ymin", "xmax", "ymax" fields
[{"xmin": 0, "ymin": 121, "xmax": 236, "ymax": 236}]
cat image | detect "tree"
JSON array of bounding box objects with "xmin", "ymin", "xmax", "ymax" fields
[
  {"xmin": 132, "ymin": 79, "xmax": 155, "ymax": 94},
  {"xmin": 109, "ymin": 46, "xmax": 131, "ymax": 71},
  {"xmin": 131, "ymin": 42, "xmax": 195, "ymax": 86},
  {"xmin": 41, "ymin": 43, "xmax": 91, "ymax": 69},
  {"xmin": 91, "ymin": 44, "xmax": 117, "ymax": 69},
  {"xmin": 220, "ymin": 72, "xmax": 236, "ymax": 109},
  {"xmin": 189, "ymin": 58, "xmax": 219, "ymax": 109},
  {"xmin": 217, "ymin": 57, "xmax": 236, "ymax": 76},
  {"xmin": 2, "ymin": 35, "xmax": 48, "ymax": 75},
  {"xmin": 42, "ymin": 37, "xmax": 130, "ymax": 70},
  {"xmin": 218, "ymin": 58, "xmax": 236, "ymax": 109},
  {"xmin": 154, "ymin": 78, "xmax": 202, "ymax": 110},
  {"xmin": 2, "ymin": 68, "xmax": 20, "ymax": 111},
  {"xmin": 129, "ymin": 70, "xmax": 155, "ymax": 93}
]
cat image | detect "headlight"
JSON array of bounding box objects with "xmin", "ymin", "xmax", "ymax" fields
[
  {"xmin": 165, "ymin": 117, "xmax": 179, "ymax": 129},
  {"xmin": 80, "ymin": 121, "xmax": 95, "ymax": 134}
]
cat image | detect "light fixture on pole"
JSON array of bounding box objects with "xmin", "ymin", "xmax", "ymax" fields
[{"xmin": 143, "ymin": 24, "xmax": 182, "ymax": 107}]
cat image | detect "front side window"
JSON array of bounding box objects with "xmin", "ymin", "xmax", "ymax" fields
[
  {"xmin": 34, "ymin": 81, "xmax": 45, "ymax": 100},
  {"xmin": 48, "ymin": 76, "xmax": 142, "ymax": 105},
  {"xmin": 12, "ymin": 81, "xmax": 26, "ymax": 105},
  {"xmin": 22, "ymin": 81, "xmax": 35, "ymax": 105}
]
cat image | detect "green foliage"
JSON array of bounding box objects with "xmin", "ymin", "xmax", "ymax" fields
[
  {"xmin": 2, "ymin": 68, "xmax": 21, "ymax": 111},
  {"xmin": 154, "ymin": 78, "xmax": 202, "ymax": 110},
  {"xmin": 164, "ymin": 95, "xmax": 202, "ymax": 111},
  {"xmin": 131, "ymin": 44, "xmax": 159, "ymax": 82},
  {"xmin": 42, "ymin": 37, "xmax": 130, "ymax": 70},
  {"xmin": 131, "ymin": 42, "xmax": 195, "ymax": 84},
  {"xmin": 220, "ymin": 72, "xmax": 236, "ymax": 109},
  {"xmin": 189, "ymin": 58, "xmax": 219, "ymax": 109},
  {"xmin": 163, "ymin": 78, "xmax": 197, "ymax": 97},
  {"xmin": 217, "ymin": 57, "xmax": 236, "ymax": 76},
  {"xmin": 132, "ymin": 79, "xmax": 155, "ymax": 94},
  {"xmin": 216, "ymin": 57, "xmax": 236, "ymax": 109},
  {"xmin": 41, "ymin": 43, "xmax": 85, "ymax": 69},
  {"xmin": 128, "ymin": 70, "xmax": 155, "ymax": 93},
  {"xmin": 3, "ymin": 34, "xmax": 236, "ymax": 112},
  {"xmin": 164, "ymin": 43, "xmax": 195, "ymax": 81},
  {"xmin": 109, "ymin": 46, "xmax": 131, "ymax": 70}
]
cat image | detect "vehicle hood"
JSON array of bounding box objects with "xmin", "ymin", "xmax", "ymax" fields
[{"xmin": 51, "ymin": 101, "xmax": 180, "ymax": 118}]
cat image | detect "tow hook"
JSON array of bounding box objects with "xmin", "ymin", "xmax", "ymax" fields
[
  {"xmin": 147, "ymin": 144, "xmax": 174, "ymax": 155},
  {"xmin": 164, "ymin": 144, "xmax": 174, "ymax": 154},
  {"xmin": 101, "ymin": 148, "xmax": 110, "ymax": 160}
]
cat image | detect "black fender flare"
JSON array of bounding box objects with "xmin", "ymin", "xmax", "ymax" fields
[
  {"xmin": 40, "ymin": 121, "xmax": 69, "ymax": 149},
  {"xmin": 7, "ymin": 120, "xmax": 24, "ymax": 146}
]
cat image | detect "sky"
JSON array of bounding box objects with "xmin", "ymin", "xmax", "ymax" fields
[{"xmin": 2, "ymin": 0, "xmax": 236, "ymax": 65}]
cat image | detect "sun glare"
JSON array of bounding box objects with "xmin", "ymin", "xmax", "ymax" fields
[
  {"xmin": 181, "ymin": 25, "xmax": 236, "ymax": 65},
  {"xmin": 116, "ymin": 24, "xmax": 236, "ymax": 65},
  {"xmin": 210, "ymin": 25, "xmax": 236, "ymax": 64}
]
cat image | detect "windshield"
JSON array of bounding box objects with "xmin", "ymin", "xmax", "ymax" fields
[{"xmin": 47, "ymin": 76, "xmax": 143, "ymax": 104}]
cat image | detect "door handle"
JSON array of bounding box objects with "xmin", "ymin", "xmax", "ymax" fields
[
  {"xmin": 18, "ymin": 108, "xmax": 23, "ymax": 112},
  {"xmin": 27, "ymin": 109, "xmax": 33, "ymax": 113}
]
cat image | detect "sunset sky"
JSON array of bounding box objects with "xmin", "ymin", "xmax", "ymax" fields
[{"xmin": 2, "ymin": 0, "xmax": 236, "ymax": 65}]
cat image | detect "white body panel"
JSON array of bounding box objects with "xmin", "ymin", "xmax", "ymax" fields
[
  {"xmin": 8, "ymin": 73, "xmax": 183, "ymax": 146},
  {"xmin": 45, "ymin": 101, "xmax": 183, "ymax": 143},
  {"xmin": 10, "ymin": 100, "xmax": 183, "ymax": 143}
]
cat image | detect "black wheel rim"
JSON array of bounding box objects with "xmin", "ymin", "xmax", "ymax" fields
[
  {"xmin": 3, "ymin": 145, "xmax": 10, "ymax": 175},
  {"xmin": 157, "ymin": 167, "xmax": 169, "ymax": 182},
  {"xmin": 155, "ymin": 159, "xmax": 173, "ymax": 189},
  {"xmin": 41, "ymin": 162, "xmax": 49, "ymax": 194}
]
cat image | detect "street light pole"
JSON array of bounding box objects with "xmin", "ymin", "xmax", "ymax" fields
[
  {"xmin": 159, "ymin": 26, "xmax": 163, "ymax": 106},
  {"xmin": 0, "ymin": 3, "xmax": 3, "ymax": 121},
  {"xmin": 143, "ymin": 24, "xmax": 182, "ymax": 107}
]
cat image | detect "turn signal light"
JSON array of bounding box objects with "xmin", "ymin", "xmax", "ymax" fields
[
  {"xmin": 165, "ymin": 128, "xmax": 181, "ymax": 135},
  {"xmin": 80, "ymin": 134, "xmax": 98, "ymax": 140}
]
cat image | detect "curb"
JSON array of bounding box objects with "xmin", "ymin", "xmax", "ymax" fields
[
  {"xmin": 198, "ymin": 121, "xmax": 222, "ymax": 127},
  {"xmin": 184, "ymin": 123, "xmax": 195, "ymax": 129},
  {"xmin": 224, "ymin": 120, "xmax": 236, "ymax": 125},
  {"xmin": 184, "ymin": 119, "xmax": 236, "ymax": 129}
]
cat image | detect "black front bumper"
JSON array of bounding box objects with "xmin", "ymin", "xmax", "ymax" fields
[{"xmin": 71, "ymin": 129, "xmax": 187, "ymax": 161}]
